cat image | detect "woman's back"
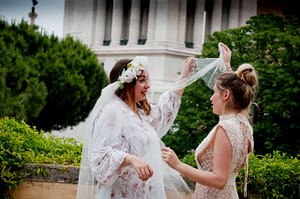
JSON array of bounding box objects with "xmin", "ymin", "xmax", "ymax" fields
[{"xmin": 194, "ymin": 113, "xmax": 253, "ymax": 199}]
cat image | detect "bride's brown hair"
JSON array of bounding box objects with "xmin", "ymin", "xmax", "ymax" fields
[{"xmin": 109, "ymin": 59, "xmax": 151, "ymax": 115}]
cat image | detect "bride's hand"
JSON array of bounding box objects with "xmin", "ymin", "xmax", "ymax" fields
[
  {"xmin": 179, "ymin": 57, "xmax": 197, "ymax": 79},
  {"xmin": 123, "ymin": 154, "xmax": 153, "ymax": 181}
]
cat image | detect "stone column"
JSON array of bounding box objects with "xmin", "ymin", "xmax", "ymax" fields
[
  {"xmin": 177, "ymin": 0, "xmax": 187, "ymax": 45},
  {"xmin": 111, "ymin": 0, "xmax": 123, "ymax": 46},
  {"xmin": 167, "ymin": 0, "xmax": 180, "ymax": 42},
  {"xmin": 193, "ymin": 0, "xmax": 205, "ymax": 49},
  {"xmin": 128, "ymin": 0, "xmax": 140, "ymax": 45},
  {"xmin": 146, "ymin": 0, "xmax": 157, "ymax": 44},
  {"xmin": 239, "ymin": 0, "xmax": 257, "ymax": 26},
  {"xmin": 210, "ymin": 0, "xmax": 223, "ymax": 33},
  {"xmin": 228, "ymin": 0, "xmax": 240, "ymax": 29},
  {"xmin": 63, "ymin": 0, "xmax": 95, "ymax": 45},
  {"xmin": 93, "ymin": 0, "xmax": 107, "ymax": 46},
  {"xmin": 154, "ymin": 0, "xmax": 168, "ymax": 42}
]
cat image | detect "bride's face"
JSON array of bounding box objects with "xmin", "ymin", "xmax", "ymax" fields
[{"xmin": 134, "ymin": 70, "xmax": 150, "ymax": 103}]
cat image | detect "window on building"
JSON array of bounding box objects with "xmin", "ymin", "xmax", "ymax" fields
[
  {"xmin": 138, "ymin": 0, "xmax": 149, "ymax": 45},
  {"xmin": 103, "ymin": 0, "xmax": 113, "ymax": 46},
  {"xmin": 185, "ymin": 0, "xmax": 196, "ymax": 48},
  {"xmin": 120, "ymin": 0, "xmax": 132, "ymax": 45}
]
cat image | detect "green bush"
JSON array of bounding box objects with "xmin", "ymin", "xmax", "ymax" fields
[
  {"xmin": 181, "ymin": 151, "xmax": 197, "ymax": 168},
  {"xmin": 182, "ymin": 151, "xmax": 300, "ymax": 198},
  {"xmin": 0, "ymin": 117, "xmax": 82, "ymax": 198},
  {"xmin": 238, "ymin": 151, "xmax": 300, "ymax": 199},
  {"xmin": 0, "ymin": 19, "xmax": 108, "ymax": 131}
]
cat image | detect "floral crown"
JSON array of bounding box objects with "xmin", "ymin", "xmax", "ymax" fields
[{"xmin": 118, "ymin": 56, "xmax": 148, "ymax": 89}]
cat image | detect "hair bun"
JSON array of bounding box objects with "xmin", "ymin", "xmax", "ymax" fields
[{"xmin": 236, "ymin": 63, "xmax": 258, "ymax": 88}]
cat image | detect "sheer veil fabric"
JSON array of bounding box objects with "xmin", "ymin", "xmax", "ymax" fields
[{"xmin": 76, "ymin": 43, "xmax": 227, "ymax": 199}]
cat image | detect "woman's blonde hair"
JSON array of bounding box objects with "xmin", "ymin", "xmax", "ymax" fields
[{"xmin": 216, "ymin": 63, "xmax": 258, "ymax": 111}]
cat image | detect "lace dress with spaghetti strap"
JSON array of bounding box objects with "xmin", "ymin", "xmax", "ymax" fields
[{"xmin": 193, "ymin": 113, "xmax": 254, "ymax": 199}]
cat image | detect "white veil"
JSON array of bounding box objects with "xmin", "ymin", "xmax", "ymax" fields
[
  {"xmin": 76, "ymin": 43, "xmax": 227, "ymax": 199},
  {"xmin": 173, "ymin": 57, "xmax": 225, "ymax": 90},
  {"xmin": 76, "ymin": 82, "xmax": 119, "ymax": 199},
  {"xmin": 173, "ymin": 42, "xmax": 227, "ymax": 90}
]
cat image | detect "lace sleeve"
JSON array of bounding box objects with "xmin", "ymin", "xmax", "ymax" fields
[
  {"xmin": 151, "ymin": 90, "xmax": 181, "ymax": 138},
  {"xmin": 88, "ymin": 102, "xmax": 128, "ymax": 186}
]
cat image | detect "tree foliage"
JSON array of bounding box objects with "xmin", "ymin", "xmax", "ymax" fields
[
  {"xmin": 0, "ymin": 19, "xmax": 108, "ymax": 131},
  {"xmin": 162, "ymin": 80, "xmax": 218, "ymax": 158},
  {"xmin": 163, "ymin": 14, "xmax": 300, "ymax": 156}
]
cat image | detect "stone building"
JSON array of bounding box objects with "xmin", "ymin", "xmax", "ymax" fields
[{"xmin": 62, "ymin": 0, "xmax": 288, "ymax": 102}]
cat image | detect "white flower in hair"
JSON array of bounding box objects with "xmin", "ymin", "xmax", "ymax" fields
[{"xmin": 118, "ymin": 56, "xmax": 148, "ymax": 86}]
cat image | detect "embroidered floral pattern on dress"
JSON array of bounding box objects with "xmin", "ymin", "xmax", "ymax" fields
[{"xmin": 89, "ymin": 91, "xmax": 182, "ymax": 199}]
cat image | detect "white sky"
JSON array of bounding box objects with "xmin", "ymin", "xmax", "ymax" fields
[{"xmin": 0, "ymin": 0, "xmax": 64, "ymax": 38}]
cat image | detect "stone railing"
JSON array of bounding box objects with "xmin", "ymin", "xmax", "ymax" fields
[
  {"xmin": 11, "ymin": 164, "xmax": 195, "ymax": 199},
  {"xmin": 11, "ymin": 164, "xmax": 79, "ymax": 199}
]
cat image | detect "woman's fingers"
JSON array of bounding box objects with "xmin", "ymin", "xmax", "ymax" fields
[
  {"xmin": 143, "ymin": 166, "xmax": 153, "ymax": 178},
  {"xmin": 138, "ymin": 168, "xmax": 146, "ymax": 180},
  {"xmin": 219, "ymin": 42, "xmax": 231, "ymax": 54},
  {"xmin": 137, "ymin": 165, "xmax": 153, "ymax": 181},
  {"xmin": 144, "ymin": 167, "xmax": 153, "ymax": 179},
  {"xmin": 161, "ymin": 147, "xmax": 173, "ymax": 162},
  {"xmin": 161, "ymin": 147, "xmax": 181, "ymax": 170},
  {"xmin": 182, "ymin": 57, "xmax": 196, "ymax": 77}
]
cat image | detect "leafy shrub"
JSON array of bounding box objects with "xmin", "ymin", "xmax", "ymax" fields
[
  {"xmin": 238, "ymin": 151, "xmax": 300, "ymax": 199},
  {"xmin": 181, "ymin": 151, "xmax": 197, "ymax": 168},
  {"xmin": 0, "ymin": 19, "xmax": 108, "ymax": 131},
  {"xmin": 181, "ymin": 151, "xmax": 300, "ymax": 198},
  {"xmin": 0, "ymin": 117, "xmax": 82, "ymax": 198}
]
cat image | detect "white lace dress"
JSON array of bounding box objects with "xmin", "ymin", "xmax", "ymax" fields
[
  {"xmin": 88, "ymin": 91, "xmax": 189, "ymax": 199},
  {"xmin": 193, "ymin": 114, "xmax": 254, "ymax": 199}
]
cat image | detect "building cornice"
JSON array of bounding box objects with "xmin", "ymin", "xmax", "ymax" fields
[{"xmin": 91, "ymin": 41, "xmax": 202, "ymax": 57}]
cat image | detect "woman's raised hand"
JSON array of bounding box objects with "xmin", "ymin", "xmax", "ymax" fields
[
  {"xmin": 219, "ymin": 42, "xmax": 232, "ymax": 72},
  {"xmin": 179, "ymin": 57, "xmax": 197, "ymax": 79}
]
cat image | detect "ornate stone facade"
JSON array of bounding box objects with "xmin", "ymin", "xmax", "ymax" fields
[{"xmin": 63, "ymin": 0, "xmax": 257, "ymax": 103}]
